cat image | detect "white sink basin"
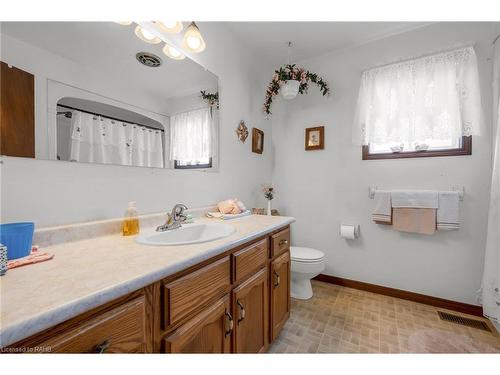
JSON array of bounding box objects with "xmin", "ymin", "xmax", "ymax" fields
[{"xmin": 135, "ymin": 222, "xmax": 236, "ymax": 246}]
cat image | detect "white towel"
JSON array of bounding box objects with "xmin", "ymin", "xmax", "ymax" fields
[
  {"xmin": 391, "ymin": 190, "xmax": 438, "ymax": 208},
  {"xmin": 437, "ymin": 191, "xmax": 460, "ymax": 230},
  {"xmin": 372, "ymin": 191, "xmax": 392, "ymax": 223}
]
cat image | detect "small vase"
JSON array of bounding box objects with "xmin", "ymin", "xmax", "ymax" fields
[{"xmin": 267, "ymin": 200, "xmax": 272, "ymax": 216}]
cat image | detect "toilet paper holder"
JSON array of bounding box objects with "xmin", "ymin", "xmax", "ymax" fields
[{"xmin": 339, "ymin": 224, "xmax": 360, "ymax": 239}]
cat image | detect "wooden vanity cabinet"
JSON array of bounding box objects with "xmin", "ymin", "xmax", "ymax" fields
[
  {"xmin": 270, "ymin": 250, "xmax": 291, "ymax": 341},
  {"xmin": 9, "ymin": 225, "xmax": 291, "ymax": 353}
]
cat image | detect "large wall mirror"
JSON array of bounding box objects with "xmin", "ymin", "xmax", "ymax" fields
[{"xmin": 0, "ymin": 22, "xmax": 219, "ymax": 170}]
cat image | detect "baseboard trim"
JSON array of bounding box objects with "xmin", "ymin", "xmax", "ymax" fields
[{"xmin": 314, "ymin": 274, "xmax": 483, "ymax": 317}]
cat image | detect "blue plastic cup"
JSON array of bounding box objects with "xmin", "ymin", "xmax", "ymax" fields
[{"xmin": 0, "ymin": 222, "xmax": 35, "ymax": 260}]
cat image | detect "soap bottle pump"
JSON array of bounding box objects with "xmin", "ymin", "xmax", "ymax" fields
[{"xmin": 122, "ymin": 201, "xmax": 140, "ymax": 236}]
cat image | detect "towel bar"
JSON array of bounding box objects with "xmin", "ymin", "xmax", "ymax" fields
[{"xmin": 368, "ymin": 186, "xmax": 464, "ymax": 201}]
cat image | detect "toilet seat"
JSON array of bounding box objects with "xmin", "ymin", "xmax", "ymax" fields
[{"xmin": 290, "ymin": 246, "xmax": 325, "ymax": 263}]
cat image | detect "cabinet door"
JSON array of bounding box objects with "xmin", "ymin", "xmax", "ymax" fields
[
  {"xmin": 163, "ymin": 295, "xmax": 232, "ymax": 353},
  {"xmin": 270, "ymin": 251, "xmax": 290, "ymax": 341},
  {"xmin": 232, "ymin": 268, "xmax": 268, "ymax": 353}
]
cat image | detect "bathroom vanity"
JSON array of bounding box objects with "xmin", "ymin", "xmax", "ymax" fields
[{"xmin": 1, "ymin": 215, "xmax": 293, "ymax": 353}]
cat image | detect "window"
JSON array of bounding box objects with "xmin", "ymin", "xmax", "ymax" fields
[
  {"xmin": 170, "ymin": 107, "xmax": 214, "ymax": 169},
  {"xmin": 353, "ymin": 46, "xmax": 481, "ymax": 160}
]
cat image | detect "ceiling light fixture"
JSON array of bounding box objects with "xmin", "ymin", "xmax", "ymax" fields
[
  {"xmin": 155, "ymin": 21, "xmax": 183, "ymax": 34},
  {"xmin": 182, "ymin": 22, "xmax": 206, "ymax": 53},
  {"xmin": 162, "ymin": 43, "xmax": 185, "ymax": 60},
  {"xmin": 115, "ymin": 21, "xmax": 133, "ymax": 26},
  {"xmin": 134, "ymin": 25, "xmax": 161, "ymax": 44}
]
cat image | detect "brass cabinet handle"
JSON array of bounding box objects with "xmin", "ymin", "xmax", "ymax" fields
[
  {"xmin": 93, "ymin": 339, "xmax": 111, "ymax": 353},
  {"xmin": 224, "ymin": 309, "xmax": 234, "ymax": 337},
  {"xmin": 279, "ymin": 239, "xmax": 288, "ymax": 247},
  {"xmin": 273, "ymin": 270, "xmax": 281, "ymax": 287},
  {"xmin": 236, "ymin": 300, "xmax": 246, "ymax": 324}
]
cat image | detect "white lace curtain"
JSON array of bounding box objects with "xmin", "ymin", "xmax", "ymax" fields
[
  {"xmin": 169, "ymin": 107, "xmax": 212, "ymax": 162},
  {"xmin": 353, "ymin": 46, "xmax": 481, "ymax": 146},
  {"xmin": 69, "ymin": 111, "xmax": 164, "ymax": 168}
]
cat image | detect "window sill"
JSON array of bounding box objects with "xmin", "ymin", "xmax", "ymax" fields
[{"xmin": 362, "ymin": 136, "xmax": 472, "ymax": 160}]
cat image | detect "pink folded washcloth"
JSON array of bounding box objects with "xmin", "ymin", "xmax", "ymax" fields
[{"xmin": 7, "ymin": 246, "xmax": 54, "ymax": 269}]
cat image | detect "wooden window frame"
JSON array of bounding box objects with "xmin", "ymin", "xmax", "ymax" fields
[
  {"xmin": 362, "ymin": 136, "xmax": 472, "ymax": 160},
  {"xmin": 174, "ymin": 157, "xmax": 213, "ymax": 169}
]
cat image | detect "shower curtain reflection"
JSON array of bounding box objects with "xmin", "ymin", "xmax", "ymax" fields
[{"xmin": 68, "ymin": 110, "xmax": 164, "ymax": 168}]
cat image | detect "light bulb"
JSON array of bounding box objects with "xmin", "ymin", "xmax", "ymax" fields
[
  {"xmin": 155, "ymin": 21, "xmax": 183, "ymax": 34},
  {"xmin": 162, "ymin": 43, "xmax": 185, "ymax": 60},
  {"xmin": 186, "ymin": 35, "xmax": 201, "ymax": 49},
  {"xmin": 182, "ymin": 22, "xmax": 206, "ymax": 53},
  {"xmin": 134, "ymin": 25, "xmax": 161, "ymax": 44}
]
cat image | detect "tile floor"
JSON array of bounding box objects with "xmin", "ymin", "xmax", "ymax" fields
[{"xmin": 268, "ymin": 280, "xmax": 500, "ymax": 353}]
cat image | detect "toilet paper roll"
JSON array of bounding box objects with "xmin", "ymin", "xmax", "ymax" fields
[{"xmin": 340, "ymin": 224, "xmax": 358, "ymax": 240}]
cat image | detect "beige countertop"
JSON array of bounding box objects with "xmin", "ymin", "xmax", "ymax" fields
[{"xmin": 0, "ymin": 214, "xmax": 294, "ymax": 347}]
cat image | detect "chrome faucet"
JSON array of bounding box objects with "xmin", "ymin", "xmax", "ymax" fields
[{"xmin": 156, "ymin": 204, "xmax": 188, "ymax": 232}]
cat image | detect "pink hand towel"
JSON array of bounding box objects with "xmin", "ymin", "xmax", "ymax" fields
[
  {"xmin": 392, "ymin": 208, "xmax": 436, "ymax": 235},
  {"xmin": 7, "ymin": 246, "xmax": 54, "ymax": 269}
]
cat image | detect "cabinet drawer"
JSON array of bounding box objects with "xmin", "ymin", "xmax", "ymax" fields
[
  {"xmin": 271, "ymin": 228, "xmax": 290, "ymax": 258},
  {"xmin": 163, "ymin": 256, "xmax": 231, "ymax": 327},
  {"xmin": 232, "ymin": 238, "xmax": 268, "ymax": 283},
  {"xmin": 40, "ymin": 296, "xmax": 147, "ymax": 353}
]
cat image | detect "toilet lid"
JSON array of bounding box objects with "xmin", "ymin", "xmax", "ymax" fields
[{"xmin": 290, "ymin": 246, "xmax": 325, "ymax": 262}]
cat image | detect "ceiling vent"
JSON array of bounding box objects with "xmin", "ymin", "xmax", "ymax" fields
[{"xmin": 136, "ymin": 52, "xmax": 162, "ymax": 68}]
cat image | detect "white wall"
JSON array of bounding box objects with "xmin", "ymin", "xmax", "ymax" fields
[
  {"xmin": 271, "ymin": 22, "xmax": 497, "ymax": 305},
  {"xmin": 0, "ymin": 23, "xmax": 274, "ymax": 227}
]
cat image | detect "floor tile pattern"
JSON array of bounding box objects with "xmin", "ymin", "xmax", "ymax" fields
[{"xmin": 268, "ymin": 281, "xmax": 500, "ymax": 353}]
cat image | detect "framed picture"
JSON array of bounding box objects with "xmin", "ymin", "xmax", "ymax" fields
[
  {"xmin": 252, "ymin": 128, "xmax": 264, "ymax": 154},
  {"xmin": 305, "ymin": 126, "xmax": 324, "ymax": 151}
]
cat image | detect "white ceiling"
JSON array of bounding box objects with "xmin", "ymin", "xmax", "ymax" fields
[
  {"xmin": 224, "ymin": 22, "xmax": 431, "ymax": 67},
  {"xmin": 1, "ymin": 22, "xmax": 218, "ymax": 100},
  {"xmin": 2, "ymin": 22, "xmax": 431, "ymax": 100}
]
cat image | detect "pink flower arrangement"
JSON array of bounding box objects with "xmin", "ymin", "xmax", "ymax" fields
[
  {"xmin": 263, "ymin": 64, "xmax": 330, "ymax": 116},
  {"xmin": 262, "ymin": 185, "xmax": 274, "ymax": 201}
]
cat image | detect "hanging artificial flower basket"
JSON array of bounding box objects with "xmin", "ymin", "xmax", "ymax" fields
[
  {"xmin": 200, "ymin": 90, "xmax": 219, "ymax": 117},
  {"xmin": 263, "ymin": 64, "xmax": 330, "ymax": 116}
]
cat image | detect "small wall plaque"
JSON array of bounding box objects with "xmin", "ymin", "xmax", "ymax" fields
[
  {"xmin": 252, "ymin": 128, "xmax": 264, "ymax": 154},
  {"xmin": 236, "ymin": 120, "xmax": 249, "ymax": 143}
]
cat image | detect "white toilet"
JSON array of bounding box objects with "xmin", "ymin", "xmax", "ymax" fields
[{"xmin": 290, "ymin": 246, "xmax": 326, "ymax": 300}]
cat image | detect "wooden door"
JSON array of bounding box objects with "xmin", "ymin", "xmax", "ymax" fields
[
  {"xmin": 270, "ymin": 251, "xmax": 290, "ymax": 341},
  {"xmin": 232, "ymin": 268, "xmax": 268, "ymax": 353},
  {"xmin": 163, "ymin": 295, "xmax": 232, "ymax": 353},
  {"xmin": 1, "ymin": 61, "xmax": 35, "ymax": 158}
]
